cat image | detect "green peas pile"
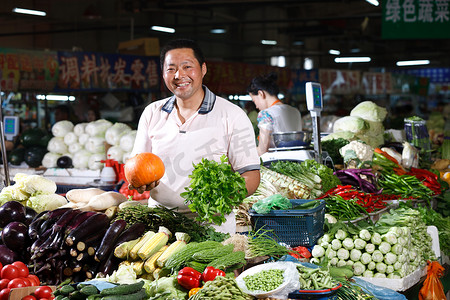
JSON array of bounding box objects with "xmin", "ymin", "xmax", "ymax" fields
[{"xmin": 243, "ymin": 269, "xmax": 285, "ymax": 292}]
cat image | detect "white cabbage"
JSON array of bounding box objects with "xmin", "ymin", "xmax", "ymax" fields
[
  {"xmin": 122, "ymin": 152, "xmax": 132, "ymax": 163},
  {"xmin": 105, "ymin": 123, "xmax": 132, "ymax": 146},
  {"xmin": 119, "ymin": 130, "xmax": 137, "ymax": 152},
  {"xmin": 78, "ymin": 133, "xmax": 90, "ymax": 145},
  {"xmin": 64, "ymin": 132, "xmax": 78, "ymax": 145},
  {"xmin": 333, "ymin": 116, "xmax": 368, "ymax": 134},
  {"xmin": 52, "ymin": 120, "xmax": 74, "ymax": 137},
  {"xmin": 74, "ymin": 122, "xmax": 88, "ymax": 136},
  {"xmin": 42, "ymin": 152, "xmax": 61, "ymax": 168},
  {"xmin": 47, "ymin": 137, "xmax": 68, "ymax": 154},
  {"xmin": 73, "ymin": 150, "xmax": 92, "ymax": 169},
  {"xmin": 85, "ymin": 119, "xmax": 113, "ymax": 137},
  {"xmin": 88, "ymin": 153, "xmax": 107, "ymax": 170},
  {"xmin": 68, "ymin": 143, "xmax": 84, "ymax": 154},
  {"xmin": 350, "ymin": 101, "xmax": 388, "ymax": 122},
  {"xmin": 86, "ymin": 137, "xmax": 105, "ymax": 153},
  {"xmin": 107, "ymin": 146, "xmax": 125, "ymax": 163}
]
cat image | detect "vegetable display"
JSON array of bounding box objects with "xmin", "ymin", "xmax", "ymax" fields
[{"xmin": 181, "ymin": 155, "xmax": 247, "ymax": 225}]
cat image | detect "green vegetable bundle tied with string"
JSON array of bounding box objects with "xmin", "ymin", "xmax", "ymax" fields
[{"xmin": 181, "ymin": 155, "xmax": 247, "ymax": 225}]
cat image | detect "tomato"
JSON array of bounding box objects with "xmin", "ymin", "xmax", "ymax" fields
[
  {"xmin": 12, "ymin": 262, "xmax": 29, "ymax": 278},
  {"xmin": 8, "ymin": 278, "xmax": 26, "ymax": 289},
  {"xmin": 0, "ymin": 288, "xmax": 11, "ymax": 300},
  {"xmin": 27, "ymin": 275, "xmax": 40, "ymax": 286},
  {"xmin": 21, "ymin": 277, "xmax": 32, "ymax": 287},
  {"xmin": 1, "ymin": 265, "xmax": 20, "ymax": 280},
  {"xmin": 0, "ymin": 262, "xmax": 3, "ymax": 273},
  {"xmin": 33, "ymin": 286, "xmax": 53, "ymax": 300},
  {"xmin": 22, "ymin": 295, "xmax": 37, "ymax": 300},
  {"xmin": 0, "ymin": 279, "xmax": 9, "ymax": 290}
]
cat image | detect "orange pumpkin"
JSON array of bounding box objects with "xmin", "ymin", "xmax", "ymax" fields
[{"xmin": 124, "ymin": 153, "xmax": 165, "ymax": 187}]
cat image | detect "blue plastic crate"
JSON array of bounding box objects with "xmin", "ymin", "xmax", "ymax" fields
[{"xmin": 249, "ymin": 199, "xmax": 325, "ymax": 247}]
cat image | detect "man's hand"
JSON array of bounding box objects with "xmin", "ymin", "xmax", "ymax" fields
[{"xmin": 128, "ymin": 180, "xmax": 160, "ymax": 194}]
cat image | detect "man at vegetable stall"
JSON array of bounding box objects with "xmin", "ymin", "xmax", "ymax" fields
[{"xmin": 129, "ymin": 38, "xmax": 261, "ymax": 234}]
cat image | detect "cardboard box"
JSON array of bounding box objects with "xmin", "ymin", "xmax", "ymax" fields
[
  {"xmin": 118, "ymin": 38, "xmax": 160, "ymax": 56},
  {"xmin": 9, "ymin": 286, "xmax": 56, "ymax": 300}
]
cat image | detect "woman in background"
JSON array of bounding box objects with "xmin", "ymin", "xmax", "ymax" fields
[{"xmin": 247, "ymin": 72, "xmax": 303, "ymax": 155}]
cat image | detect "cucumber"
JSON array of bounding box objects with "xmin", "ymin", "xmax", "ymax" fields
[
  {"xmin": 100, "ymin": 289, "xmax": 146, "ymax": 300},
  {"xmin": 69, "ymin": 291, "xmax": 85, "ymax": 300},
  {"xmin": 80, "ymin": 285, "xmax": 99, "ymax": 296},
  {"xmin": 99, "ymin": 281, "xmax": 145, "ymax": 296},
  {"xmin": 60, "ymin": 285, "xmax": 75, "ymax": 295}
]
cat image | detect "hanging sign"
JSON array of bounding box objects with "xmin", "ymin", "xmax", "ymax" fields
[{"xmin": 382, "ymin": 0, "xmax": 450, "ymax": 39}]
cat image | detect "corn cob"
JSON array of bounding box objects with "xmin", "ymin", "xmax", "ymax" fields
[
  {"xmin": 164, "ymin": 240, "xmax": 222, "ymax": 270},
  {"xmin": 129, "ymin": 230, "xmax": 156, "ymax": 260},
  {"xmin": 156, "ymin": 232, "xmax": 190, "ymax": 268},
  {"xmin": 152, "ymin": 267, "xmax": 170, "ymax": 280},
  {"xmin": 261, "ymin": 167, "xmax": 311, "ymax": 199},
  {"xmin": 131, "ymin": 260, "xmax": 145, "ymax": 275},
  {"xmin": 144, "ymin": 245, "xmax": 168, "ymax": 274},
  {"xmin": 192, "ymin": 243, "xmax": 234, "ymax": 263},
  {"xmin": 114, "ymin": 237, "xmax": 141, "ymax": 259},
  {"xmin": 137, "ymin": 226, "xmax": 171, "ymax": 260}
]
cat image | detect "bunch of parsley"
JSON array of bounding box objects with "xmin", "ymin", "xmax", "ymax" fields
[{"xmin": 181, "ymin": 155, "xmax": 247, "ymax": 226}]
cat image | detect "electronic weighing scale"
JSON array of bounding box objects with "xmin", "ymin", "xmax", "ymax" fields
[{"xmin": 260, "ymin": 82, "xmax": 324, "ymax": 165}]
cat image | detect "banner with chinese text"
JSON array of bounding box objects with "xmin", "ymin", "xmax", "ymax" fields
[
  {"xmin": 382, "ymin": 0, "xmax": 450, "ymax": 39},
  {"xmin": 56, "ymin": 51, "xmax": 160, "ymax": 92}
]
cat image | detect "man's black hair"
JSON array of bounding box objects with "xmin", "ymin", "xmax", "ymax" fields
[{"xmin": 159, "ymin": 39, "xmax": 205, "ymax": 70}]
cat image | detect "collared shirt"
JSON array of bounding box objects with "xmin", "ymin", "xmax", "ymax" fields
[{"xmin": 131, "ymin": 86, "xmax": 260, "ymax": 213}]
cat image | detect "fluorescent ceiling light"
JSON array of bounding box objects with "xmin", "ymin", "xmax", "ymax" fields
[
  {"xmin": 37, "ymin": 95, "xmax": 75, "ymax": 101},
  {"xmin": 151, "ymin": 26, "xmax": 175, "ymax": 33},
  {"xmin": 335, "ymin": 57, "xmax": 371, "ymax": 63},
  {"xmin": 396, "ymin": 60, "xmax": 430, "ymax": 66},
  {"xmin": 261, "ymin": 40, "xmax": 277, "ymax": 45},
  {"xmin": 210, "ymin": 28, "xmax": 226, "ymax": 34},
  {"xmin": 329, "ymin": 49, "xmax": 340, "ymax": 55},
  {"xmin": 365, "ymin": 0, "xmax": 379, "ymax": 6},
  {"xmin": 12, "ymin": 7, "xmax": 46, "ymax": 16}
]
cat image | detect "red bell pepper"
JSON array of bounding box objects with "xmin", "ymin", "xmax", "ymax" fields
[
  {"xmin": 177, "ymin": 267, "xmax": 202, "ymax": 290},
  {"xmin": 202, "ymin": 266, "xmax": 226, "ymax": 282}
]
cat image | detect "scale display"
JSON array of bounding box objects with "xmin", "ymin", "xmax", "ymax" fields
[
  {"xmin": 3, "ymin": 116, "xmax": 19, "ymax": 140},
  {"xmin": 305, "ymin": 82, "xmax": 323, "ymax": 113}
]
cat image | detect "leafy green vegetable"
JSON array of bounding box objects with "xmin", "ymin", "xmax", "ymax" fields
[
  {"xmin": 147, "ymin": 275, "xmax": 187, "ymax": 300},
  {"xmin": 321, "ymin": 138, "xmax": 349, "ymax": 165},
  {"xmin": 181, "ymin": 155, "xmax": 247, "ymax": 225},
  {"xmin": 300, "ymin": 159, "xmax": 341, "ymax": 193}
]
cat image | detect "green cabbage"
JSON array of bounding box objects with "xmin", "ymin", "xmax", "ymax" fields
[
  {"xmin": 350, "ymin": 101, "xmax": 388, "ymax": 122},
  {"xmin": 333, "ymin": 116, "xmax": 369, "ymax": 134}
]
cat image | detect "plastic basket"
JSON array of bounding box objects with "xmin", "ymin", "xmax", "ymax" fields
[{"xmin": 249, "ymin": 199, "xmax": 325, "ymax": 247}]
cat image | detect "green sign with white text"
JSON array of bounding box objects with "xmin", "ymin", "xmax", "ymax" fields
[{"xmin": 382, "ymin": 0, "xmax": 450, "ymax": 39}]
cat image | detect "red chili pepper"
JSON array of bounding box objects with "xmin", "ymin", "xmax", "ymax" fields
[
  {"xmin": 289, "ymin": 246, "xmax": 311, "ymax": 259},
  {"xmin": 177, "ymin": 267, "xmax": 202, "ymax": 290},
  {"xmin": 201, "ymin": 266, "xmax": 226, "ymax": 282}
]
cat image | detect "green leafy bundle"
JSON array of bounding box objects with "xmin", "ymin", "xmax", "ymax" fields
[{"xmin": 181, "ymin": 155, "xmax": 247, "ymax": 225}]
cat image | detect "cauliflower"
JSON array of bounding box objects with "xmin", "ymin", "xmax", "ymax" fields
[{"xmin": 339, "ymin": 140, "xmax": 374, "ymax": 168}]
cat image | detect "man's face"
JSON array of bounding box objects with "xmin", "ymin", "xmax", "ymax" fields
[{"xmin": 162, "ymin": 48, "xmax": 207, "ymax": 101}]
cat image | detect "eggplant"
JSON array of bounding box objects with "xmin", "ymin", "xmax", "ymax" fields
[
  {"xmin": 57, "ymin": 156, "xmax": 73, "ymax": 168},
  {"xmin": 24, "ymin": 206, "xmax": 38, "ymax": 226},
  {"xmin": 94, "ymin": 219, "xmax": 127, "ymax": 262},
  {"xmin": 112, "ymin": 222, "xmax": 146, "ymax": 247},
  {"xmin": 2, "ymin": 221, "xmax": 29, "ymax": 251},
  {"xmin": 0, "ymin": 201, "xmax": 26, "ymax": 227},
  {"xmin": 65, "ymin": 213, "xmax": 110, "ymax": 247},
  {"xmin": 0, "ymin": 244, "xmax": 19, "ymax": 265}
]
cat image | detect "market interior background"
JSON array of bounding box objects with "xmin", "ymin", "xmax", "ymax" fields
[{"xmin": 1, "ymin": 0, "xmax": 449, "ymax": 133}]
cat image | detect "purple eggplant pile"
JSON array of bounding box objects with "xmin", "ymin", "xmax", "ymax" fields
[
  {"xmin": 27, "ymin": 207, "xmax": 146, "ymax": 285},
  {"xmin": 0, "ymin": 201, "xmax": 37, "ymax": 266}
]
